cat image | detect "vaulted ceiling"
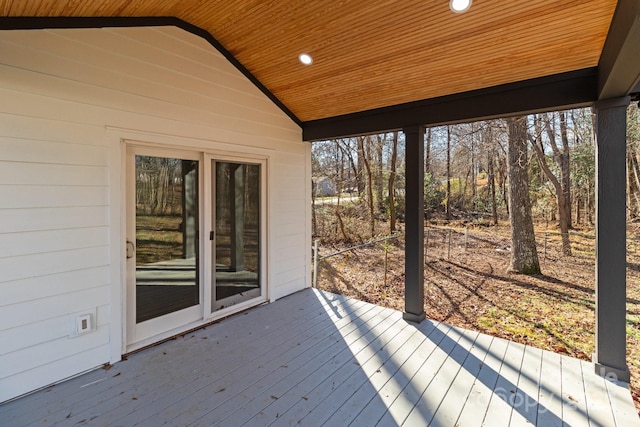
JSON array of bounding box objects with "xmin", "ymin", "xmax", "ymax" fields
[{"xmin": 1, "ymin": 0, "xmax": 638, "ymax": 140}]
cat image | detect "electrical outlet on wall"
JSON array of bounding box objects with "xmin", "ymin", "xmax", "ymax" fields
[
  {"xmin": 76, "ymin": 314, "xmax": 92, "ymax": 334},
  {"xmin": 68, "ymin": 308, "xmax": 96, "ymax": 337}
]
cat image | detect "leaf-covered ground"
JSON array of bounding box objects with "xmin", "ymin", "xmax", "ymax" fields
[{"xmin": 316, "ymin": 224, "xmax": 640, "ymax": 416}]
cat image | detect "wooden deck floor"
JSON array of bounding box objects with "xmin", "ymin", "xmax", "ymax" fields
[{"xmin": 1, "ymin": 288, "xmax": 638, "ymax": 426}]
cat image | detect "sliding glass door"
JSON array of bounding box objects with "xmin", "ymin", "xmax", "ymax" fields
[
  {"xmin": 126, "ymin": 145, "xmax": 266, "ymax": 349},
  {"xmin": 126, "ymin": 147, "xmax": 202, "ymax": 347},
  {"xmin": 212, "ymin": 161, "xmax": 262, "ymax": 311}
]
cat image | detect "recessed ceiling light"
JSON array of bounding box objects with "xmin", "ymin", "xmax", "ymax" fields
[
  {"xmin": 299, "ymin": 53, "xmax": 313, "ymax": 65},
  {"xmin": 450, "ymin": 0, "xmax": 472, "ymax": 13}
]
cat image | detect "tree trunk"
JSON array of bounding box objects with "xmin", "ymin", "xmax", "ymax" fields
[
  {"xmin": 470, "ymin": 126, "xmax": 477, "ymax": 205},
  {"xmin": 539, "ymin": 114, "xmax": 572, "ymax": 255},
  {"xmin": 389, "ymin": 131, "xmax": 398, "ymax": 233},
  {"xmin": 446, "ymin": 126, "xmax": 452, "ymax": 220},
  {"xmin": 532, "ymin": 126, "xmax": 572, "ymax": 255},
  {"xmin": 311, "ymin": 178, "xmax": 317, "ymax": 236},
  {"xmin": 630, "ymin": 151, "xmax": 640, "ymax": 220},
  {"xmin": 356, "ymin": 137, "xmax": 365, "ymax": 195},
  {"xmin": 627, "ymin": 153, "xmax": 636, "ymax": 220},
  {"xmin": 375, "ymin": 134, "xmax": 385, "ymax": 215},
  {"xmin": 559, "ymin": 112, "xmax": 572, "ymax": 227},
  {"xmin": 498, "ymin": 156, "xmax": 509, "ymax": 215},
  {"xmin": 586, "ymin": 186, "xmax": 592, "ymax": 225},
  {"xmin": 544, "ymin": 113, "xmax": 572, "ymax": 232},
  {"xmin": 337, "ymin": 139, "xmax": 358, "ymax": 193},
  {"xmin": 425, "ymin": 127, "xmax": 432, "ymax": 175},
  {"xmin": 335, "ymin": 203, "xmax": 348, "ymax": 241},
  {"xmin": 488, "ymin": 149, "xmax": 498, "ymax": 225},
  {"xmin": 507, "ymin": 116, "xmax": 541, "ymax": 274},
  {"xmin": 361, "ymin": 136, "xmax": 376, "ymax": 238}
]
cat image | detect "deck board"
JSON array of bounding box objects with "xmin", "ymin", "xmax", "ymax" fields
[
  {"xmin": 436, "ymin": 330, "xmax": 494, "ymax": 426},
  {"xmin": 374, "ymin": 322, "xmax": 461, "ymax": 425},
  {"xmin": 510, "ymin": 345, "xmax": 544, "ymax": 426},
  {"xmin": 0, "ymin": 288, "xmax": 637, "ymax": 427},
  {"xmin": 456, "ymin": 335, "xmax": 510, "ymax": 427},
  {"xmin": 536, "ymin": 350, "xmax": 564, "ymax": 427},
  {"xmin": 483, "ymin": 340, "xmax": 528, "ymax": 426},
  {"xmin": 344, "ymin": 322, "xmax": 439, "ymax": 427},
  {"xmin": 562, "ymin": 353, "xmax": 591, "ymax": 427},
  {"xmin": 580, "ymin": 359, "xmax": 618, "ymax": 427},
  {"xmin": 201, "ymin": 306, "xmax": 397, "ymax": 426}
]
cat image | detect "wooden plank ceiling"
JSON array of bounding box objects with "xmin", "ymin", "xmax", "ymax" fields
[{"xmin": 0, "ymin": 0, "xmax": 619, "ymax": 122}]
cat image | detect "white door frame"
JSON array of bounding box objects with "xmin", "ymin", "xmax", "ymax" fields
[
  {"xmin": 207, "ymin": 154, "xmax": 268, "ymax": 318},
  {"xmin": 125, "ymin": 144, "xmax": 205, "ymax": 351},
  {"xmin": 121, "ymin": 139, "xmax": 269, "ymax": 353}
]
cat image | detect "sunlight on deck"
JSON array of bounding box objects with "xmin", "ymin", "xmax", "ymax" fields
[{"xmin": 0, "ymin": 288, "xmax": 637, "ymax": 426}]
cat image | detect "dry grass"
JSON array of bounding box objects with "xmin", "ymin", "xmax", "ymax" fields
[
  {"xmin": 316, "ymin": 223, "xmax": 640, "ymax": 416},
  {"xmin": 136, "ymin": 215, "xmax": 183, "ymax": 264}
]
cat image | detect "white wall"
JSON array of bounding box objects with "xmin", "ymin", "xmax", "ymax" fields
[{"xmin": 0, "ymin": 26, "xmax": 310, "ymax": 403}]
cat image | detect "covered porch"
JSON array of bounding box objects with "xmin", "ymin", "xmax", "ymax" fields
[
  {"xmin": 2, "ymin": 288, "xmax": 637, "ymax": 426},
  {"xmin": 0, "ymin": 0, "xmax": 639, "ymax": 417}
]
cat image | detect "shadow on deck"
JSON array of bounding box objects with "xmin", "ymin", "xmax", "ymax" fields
[{"xmin": 1, "ymin": 288, "xmax": 638, "ymax": 426}]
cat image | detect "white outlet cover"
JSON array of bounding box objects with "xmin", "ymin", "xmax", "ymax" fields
[
  {"xmin": 76, "ymin": 314, "xmax": 92, "ymax": 334},
  {"xmin": 68, "ymin": 308, "xmax": 97, "ymax": 337}
]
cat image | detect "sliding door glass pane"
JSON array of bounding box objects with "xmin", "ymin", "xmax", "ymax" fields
[
  {"xmin": 135, "ymin": 156, "xmax": 199, "ymax": 323},
  {"xmin": 214, "ymin": 162, "xmax": 260, "ymax": 310}
]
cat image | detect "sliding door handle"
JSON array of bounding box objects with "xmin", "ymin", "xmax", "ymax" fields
[{"xmin": 126, "ymin": 240, "xmax": 135, "ymax": 259}]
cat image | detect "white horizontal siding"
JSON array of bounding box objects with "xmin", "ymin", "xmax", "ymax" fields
[
  {"xmin": 0, "ymin": 161, "xmax": 108, "ymax": 187},
  {"xmin": 0, "ymin": 28, "xmax": 286, "ymax": 120},
  {"xmin": 0, "ymin": 304, "xmax": 109, "ymax": 356},
  {"xmin": 0, "ymin": 25, "xmax": 307, "ymax": 403},
  {"xmin": 0, "ymin": 280, "xmax": 110, "ymax": 332},
  {"xmin": 0, "ymin": 112, "xmax": 105, "ymax": 144},
  {"xmin": 1, "ymin": 346, "xmax": 109, "ymax": 404},
  {"xmin": 0, "ymin": 246, "xmax": 109, "ymax": 285},
  {"xmin": 0, "ymin": 266, "xmax": 110, "ymax": 307},
  {"xmin": 0, "ymin": 227, "xmax": 109, "ymax": 258},
  {"xmin": 0, "ymin": 137, "xmax": 107, "ymax": 166},
  {"xmin": 0, "ymin": 207, "xmax": 109, "ymax": 233},
  {"xmin": 273, "ymin": 234, "xmax": 307, "ymax": 256},
  {"xmin": 0, "ymin": 186, "xmax": 109, "ymax": 209},
  {"xmin": 0, "ymin": 323, "xmax": 110, "ymax": 378}
]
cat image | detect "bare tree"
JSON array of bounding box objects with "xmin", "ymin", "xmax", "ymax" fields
[
  {"xmin": 374, "ymin": 134, "xmax": 385, "ymax": 215},
  {"xmin": 356, "ymin": 137, "xmax": 366, "ymax": 195},
  {"xmin": 446, "ymin": 125, "xmax": 452, "ymax": 220},
  {"xmin": 559, "ymin": 112, "xmax": 572, "ymax": 226},
  {"xmin": 627, "ymin": 104, "xmax": 640, "ymax": 220},
  {"xmin": 483, "ymin": 124, "xmax": 499, "ymax": 225},
  {"xmin": 570, "ymin": 109, "xmax": 596, "ymax": 225},
  {"xmin": 541, "ymin": 112, "xmax": 573, "ymax": 228},
  {"xmin": 530, "ymin": 114, "xmax": 572, "ymax": 256},
  {"xmin": 359, "ymin": 136, "xmax": 376, "ymax": 238},
  {"xmin": 507, "ymin": 116, "xmax": 541, "ymax": 274},
  {"xmin": 389, "ymin": 131, "xmax": 399, "ymax": 232},
  {"xmin": 470, "ymin": 123, "xmax": 477, "ymax": 205},
  {"xmin": 425, "ymin": 127, "xmax": 432, "ymax": 174},
  {"xmin": 333, "ymin": 141, "xmax": 350, "ymax": 241}
]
